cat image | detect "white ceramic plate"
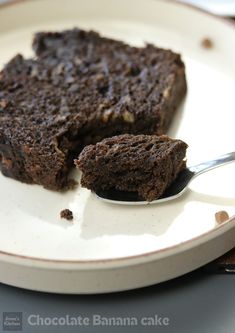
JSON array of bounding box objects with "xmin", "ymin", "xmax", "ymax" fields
[{"xmin": 0, "ymin": 0, "xmax": 235, "ymax": 294}]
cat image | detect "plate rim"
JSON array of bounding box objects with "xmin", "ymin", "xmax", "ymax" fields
[
  {"xmin": 0, "ymin": 216, "xmax": 234, "ymax": 268},
  {"xmin": 0, "ymin": 0, "xmax": 235, "ymax": 268},
  {"xmin": 1, "ymin": 0, "xmax": 235, "ymax": 28}
]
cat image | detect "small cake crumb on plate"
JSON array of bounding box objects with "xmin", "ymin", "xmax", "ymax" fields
[
  {"xmin": 60, "ymin": 209, "xmax": 73, "ymax": 221},
  {"xmin": 201, "ymin": 37, "xmax": 214, "ymax": 49}
]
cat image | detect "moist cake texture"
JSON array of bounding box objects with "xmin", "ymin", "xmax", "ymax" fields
[
  {"xmin": 0, "ymin": 28, "xmax": 186, "ymax": 190},
  {"xmin": 76, "ymin": 134, "xmax": 188, "ymax": 201}
]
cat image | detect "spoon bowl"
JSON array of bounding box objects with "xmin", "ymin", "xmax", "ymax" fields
[{"xmin": 95, "ymin": 151, "xmax": 235, "ymax": 205}]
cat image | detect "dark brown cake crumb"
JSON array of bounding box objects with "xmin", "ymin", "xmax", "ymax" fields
[
  {"xmin": 201, "ymin": 37, "xmax": 213, "ymax": 49},
  {"xmin": 60, "ymin": 209, "xmax": 73, "ymax": 221},
  {"xmin": 75, "ymin": 134, "xmax": 188, "ymax": 202}
]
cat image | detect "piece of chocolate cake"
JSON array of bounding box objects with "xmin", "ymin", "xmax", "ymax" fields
[
  {"xmin": 75, "ymin": 134, "xmax": 188, "ymax": 201},
  {"xmin": 0, "ymin": 28, "xmax": 186, "ymax": 190}
]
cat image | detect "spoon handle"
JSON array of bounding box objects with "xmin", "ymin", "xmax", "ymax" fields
[{"xmin": 189, "ymin": 151, "xmax": 235, "ymax": 176}]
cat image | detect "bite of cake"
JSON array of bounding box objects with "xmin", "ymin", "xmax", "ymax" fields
[{"xmin": 75, "ymin": 134, "xmax": 188, "ymax": 202}]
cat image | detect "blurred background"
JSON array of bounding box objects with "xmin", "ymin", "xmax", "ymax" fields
[{"xmin": 178, "ymin": 0, "xmax": 235, "ymax": 16}]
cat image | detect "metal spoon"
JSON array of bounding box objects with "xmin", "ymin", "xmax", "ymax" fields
[{"xmin": 95, "ymin": 151, "xmax": 235, "ymax": 205}]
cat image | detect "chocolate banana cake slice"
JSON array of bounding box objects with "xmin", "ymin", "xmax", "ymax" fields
[
  {"xmin": 0, "ymin": 28, "xmax": 186, "ymax": 191},
  {"xmin": 76, "ymin": 134, "xmax": 188, "ymax": 201}
]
